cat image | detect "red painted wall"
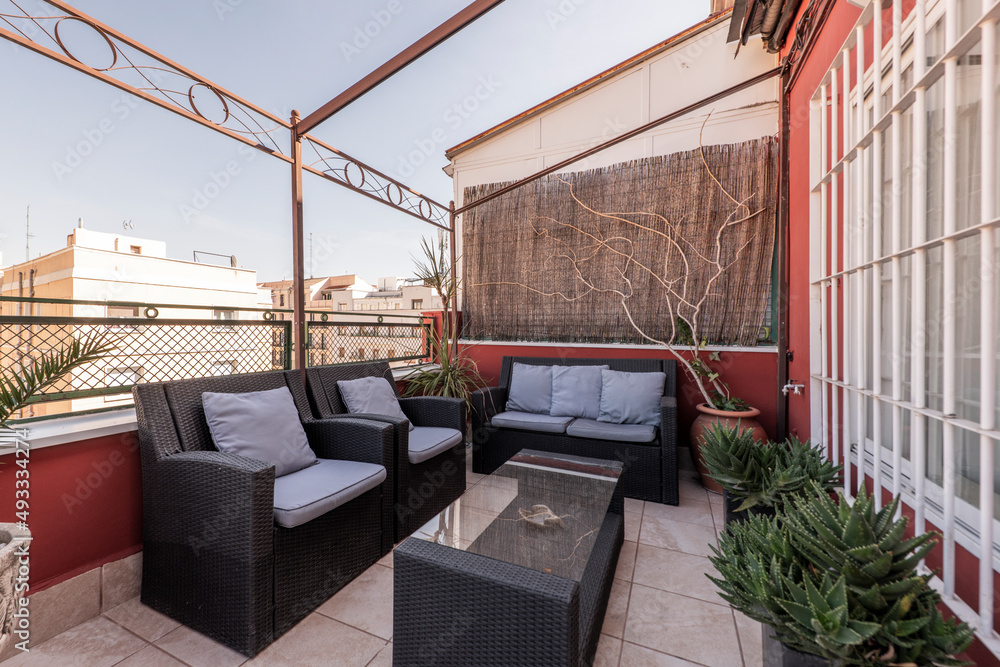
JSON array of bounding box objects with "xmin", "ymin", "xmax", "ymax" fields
[
  {"xmin": 0, "ymin": 431, "xmax": 143, "ymax": 592},
  {"xmin": 784, "ymin": 2, "xmax": 1000, "ymax": 662},
  {"xmin": 461, "ymin": 343, "xmax": 779, "ymax": 442}
]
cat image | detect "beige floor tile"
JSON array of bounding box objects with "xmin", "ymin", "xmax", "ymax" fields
[
  {"xmin": 114, "ymin": 645, "xmax": 188, "ymax": 666},
  {"xmin": 3, "ymin": 616, "xmax": 146, "ymax": 667},
  {"xmin": 619, "ymin": 642, "xmax": 702, "ymax": 666},
  {"xmin": 316, "ymin": 564, "xmax": 394, "ymax": 640},
  {"xmin": 594, "ymin": 634, "xmax": 623, "ymax": 667},
  {"xmin": 615, "ymin": 540, "xmax": 638, "ymax": 581},
  {"xmin": 102, "ymin": 552, "xmax": 142, "ymax": 611},
  {"xmin": 642, "ymin": 500, "xmax": 715, "ymax": 528},
  {"xmin": 366, "ymin": 641, "xmax": 393, "ymax": 667},
  {"xmin": 247, "ymin": 614, "xmax": 385, "ymax": 667},
  {"xmin": 466, "ymin": 472, "xmax": 485, "ymax": 488},
  {"xmin": 632, "ymin": 544, "xmax": 723, "ymax": 605},
  {"xmin": 638, "ymin": 514, "xmax": 717, "ymax": 558},
  {"xmin": 601, "ymin": 580, "xmax": 631, "ymax": 639},
  {"xmin": 735, "ymin": 611, "xmax": 764, "ymax": 667},
  {"xmin": 104, "ymin": 596, "xmax": 181, "ymax": 642},
  {"xmin": 378, "ymin": 549, "xmax": 394, "ymax": 569},
  {"xmin": 677, "ymin": 479, "xmax": 711, "ymax": 506},
  {"xmin": 709, "ymin": 501, "xmax": 726, "ymax": 528},
  {"xmin": 23, "ymin": 568, "xmax": 101, "ymax": 648},
  {"xmin": 154, "ymin": 625, "xmax": 248, "ymax": 667},
  {"xmin": 624, "ymin": 585, "xmax": 741, "ymax": 667},
  {"xmin": 624, "ymin": 498, "xmax": 644, "ymax": 515},
  {"xmin": 624, "ymin": 510, "xmax": 642, "ymax": 543}
]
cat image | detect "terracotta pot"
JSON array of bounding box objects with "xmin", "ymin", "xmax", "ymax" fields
[{"xmin": 690, "ymin": 403, "xmax": 766, "ymax": 493}]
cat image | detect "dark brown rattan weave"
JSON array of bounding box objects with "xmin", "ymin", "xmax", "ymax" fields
[
  {"xmin": 471, "ymin": 357, "xmax": 679, "ymax": 505},
  {"xmin": 305, "ymin": 361, "xmax": 467, "ymax": 540},
  {"xmin": 393, "ymin": 453, "xmax": 624, "ymax": 666},
  {"xmin": 133, "ymin": 370, "xmax": 394, "ymax": 657}
]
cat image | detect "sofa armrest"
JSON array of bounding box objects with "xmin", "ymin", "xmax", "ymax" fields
[
  {"xmin": 398, "ymin": 396, "xmax": 466, "ymax": 432},
  {"xmin": 471, "ymin": 387, "xmax": 506, "ymax": 432},
  {"xmin": 302, "ymin": 417, "xmax": 395, "ymax": 468},
  {"xmin": 148, "ymin": 450, "xmax": 276, "ymax": 557},
  {"xmin": 659, "ymin": 395, "xmax": 679, "ymax": 505}
]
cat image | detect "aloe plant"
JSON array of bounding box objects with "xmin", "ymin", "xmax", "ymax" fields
[
  {"xmin": 709, "ymin": 484, "xmax": 974, "ymax": 666},
  {"xmin": 700, "ymin": 424, "xmax": 841, "ymax": 513},
  {"xmin": 0, "ymin": 330, "xmax": 117, "ymax": 426}
]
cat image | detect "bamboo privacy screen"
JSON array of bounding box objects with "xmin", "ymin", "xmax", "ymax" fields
[{"xmin": 460, "ymin": 138, "xmax": 778, "ymax": 346}]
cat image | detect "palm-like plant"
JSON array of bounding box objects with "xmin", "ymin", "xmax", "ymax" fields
[
  {"xmin": 401, "ymin": 238, "xmax": 487, "ymax": 405},
  {"xmin": 0, "ymin": 330, "xmax": 117, "ymax": 427}
]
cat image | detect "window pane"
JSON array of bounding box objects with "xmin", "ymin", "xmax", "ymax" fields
[
  {"xmin": 958, "ymin": 44, "xmax": 982, "ymax": 232},
  {"xmin": 926, "ymin": 245, "xmax": 944, "ymax": 413},
  {"xmin": 926, "ymin": 77, "xmax": 945, "ymax": 240},
  {"xmin": 957, "ymin": 235, "xmax": 982, "ymax": 423}
]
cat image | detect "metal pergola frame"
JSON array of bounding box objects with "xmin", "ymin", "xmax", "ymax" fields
[{"xmin": 1, "ymin": 1, "xmax": 782, "ymax": 376}]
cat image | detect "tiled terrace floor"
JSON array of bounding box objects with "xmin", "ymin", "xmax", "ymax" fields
[{"xmin": 6, "ymin": 451, "xmax": 763, "ymax": 666}]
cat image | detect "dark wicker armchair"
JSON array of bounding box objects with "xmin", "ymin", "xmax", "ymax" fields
[
  {"xmin": 305, "ymin": 361, "xmax": 467, "ymax": 540},
  {"xmin": 133, "ymin": 370, "xmax": 395, "ymax": 657},
  {"xmin": 471, "ymin": 357, "xmax": 679, "ymax": 505}
]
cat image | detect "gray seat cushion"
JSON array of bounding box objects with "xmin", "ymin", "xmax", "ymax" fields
[
  {"xmin": 491, "ymin": 411, "xmax": 573, "ymax": 434},
  {"xmin": 550, "ymin": 365, "xmax": 609, "ymax": 419},
  {"xmin": 408, "ymin": 427, "xmax": 464, "ymax": 464},
  {"xmin": 273, "ymin": 459, "xmax": 387, "ymax": 529},
  {"xmin": 337, "ymin": 376, "xmax": 414, "ymax": 431},
  {"xmin": 202, "ymin": 387, "xmax": 317, "ymax": 477},
  {"xmin": 566, "ymin": 418, "xmax": 657, "ymax": 443},
  {"xmin": 505, "ymin": 362, "xmax": 553, "ymax": 414}
]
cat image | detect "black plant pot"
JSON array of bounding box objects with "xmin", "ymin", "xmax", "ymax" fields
[
  {"xmin": 761, "ymin": 626, "xmax": 830, "ymax": 667},
  {"xmin": 723, "ymin": 489, "xmax": 776, "ymax": 525}
]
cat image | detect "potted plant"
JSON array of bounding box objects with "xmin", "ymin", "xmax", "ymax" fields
[
  {"xmin": 700, "ymin": 425, "xmax": 841, "ymax": 524},
  {"xmin": 708, "ymin": 483, "xmax": 974, "ymax": 666},
  {"xmin": 401, "ymin": 238, "xmax": 487, "ymax": 413},
  {"xmin": 0, "ymin": 329, "xmax": 115, "ymax": 654}
]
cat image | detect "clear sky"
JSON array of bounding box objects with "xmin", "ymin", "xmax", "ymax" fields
[{"xmin": 0, "ymin": 0, "xmax": 710, "ymax": 283}]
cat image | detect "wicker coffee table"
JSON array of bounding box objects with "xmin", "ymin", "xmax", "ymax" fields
[{"xmin": 393, "ymin": 449, "xmax": 624, "ymax": 667}]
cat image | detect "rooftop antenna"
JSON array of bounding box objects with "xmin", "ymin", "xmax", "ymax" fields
[
  {"xmin": 122, "ymin": 220, "xmax": 134, "ymax": 234},
  {"xmin": 309, "ymin": 233, "xmax": 314, "ymax": 279},
  {"xmin": 77, "ymin": 218, "xmax": 83, "ymax": 228},
  {"xmin": 25, "ymin": 206, "xmax": 34, "ymax": 262}
]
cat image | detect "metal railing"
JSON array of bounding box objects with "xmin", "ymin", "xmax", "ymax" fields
[{"xmin": 0, "ymin": 297, "xmax": 431, "ymax": 417}]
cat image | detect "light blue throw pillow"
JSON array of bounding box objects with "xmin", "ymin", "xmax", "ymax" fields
[
  {"xmin": 506, "ymin": 362, "xmax": 553, "ymax": 414},
  {"xmin": 550, "ymin": 365, "xmax": 609, "ymax": 419},
  {"xmin": 337, "ymin": 376, "xmax": 413, "ymax": 431},
  {"xmin": 597, "ymin": 369, "xmax": 666, "ymax": 427},
  {"xmin": 202, "ymin": 387, "xmax": 317, "ymax": 477}
]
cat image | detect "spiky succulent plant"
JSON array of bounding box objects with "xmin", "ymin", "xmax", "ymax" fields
[
  {"xmin": 700, "ymin": 424, "xmax": 841, "ymax": 513},
  {"xmin": 708, "ymin": 484, "xmax": 973, "ymax": 666}
]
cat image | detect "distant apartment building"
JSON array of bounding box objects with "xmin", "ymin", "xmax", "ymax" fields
[
  {"xmin": 258, "ymin": 275, "xmax": 442, "ymax": 367},
  {"xmin": 0, "ymin": 227, "xmax": 268, "ymax": 418}
]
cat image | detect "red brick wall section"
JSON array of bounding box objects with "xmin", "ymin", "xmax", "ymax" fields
[
  {"xmin": 460, "ymin": 343, "xmax": 780, "ymax": 442},
  {"xmin": 0, "ymin": 431, "xmax": 143, "ymax": 593}
]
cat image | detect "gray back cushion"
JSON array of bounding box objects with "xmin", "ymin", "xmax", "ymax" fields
[
  {"xmin": 505, "ymin": 362, "xmax": 553, "ymax": 414},
  {"xmin": 597, "ymin": 370, "xmax": 666, "ymax": 427},
  {"xmin": 202, "ymin": 387, "xmax": 317, "ymax": 477},
  {"xmin": 550, "ymin": 365, "xmax": 609, "ymax": 419},
  {"xmin": 337, "ymin": 376, "xmax": 413, "ymax": 431}
]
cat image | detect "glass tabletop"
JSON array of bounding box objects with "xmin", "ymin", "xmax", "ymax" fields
[{"xmin": 410, "ymin": 449, "xmax": 622, "ymax": 582}]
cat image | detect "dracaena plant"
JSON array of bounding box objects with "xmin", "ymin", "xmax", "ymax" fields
[
  {"xmin": 700, "ymin": 424, "xmax": 841, "ymax": 513},
  {"xmin": 401, "ymin": 237, "xmax": 487, "ymax": 408},
  {"xmin": 708, "ymin": 483, "xmax": 974, "ymax": 666},
  {"xmin": 0, "ymin": 330, "xmax": 117, "ymax": 427}
]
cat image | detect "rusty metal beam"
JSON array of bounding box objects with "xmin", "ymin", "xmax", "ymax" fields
[
  {"xmin": 290, "ymin": 111, "xmax": 307, "ymax": 371},
  {"xmin": 297, "ymin": 0, "xmax": 505, "ymax": 134},
  {"xmin": 454, "ymin": 65, "xmax": 783, "ymax": 216}
]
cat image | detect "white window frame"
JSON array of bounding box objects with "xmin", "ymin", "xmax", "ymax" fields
[{"xmin": 808, "ymin": 0, "xmax": 999, "ymax": 645}]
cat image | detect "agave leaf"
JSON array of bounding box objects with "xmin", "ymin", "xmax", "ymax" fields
[{"xmin": 859, "ymin": 551, "xmax": 893, "ymax": 580}]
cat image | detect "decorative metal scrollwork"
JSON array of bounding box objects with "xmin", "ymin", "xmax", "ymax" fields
[
  {"xmin": 302, "ymin": 136, "xmax": 452, "ymax": 229},
  {"xmin": 0, "ymin": 0, "xmax": 289, "ymax": 156}
]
